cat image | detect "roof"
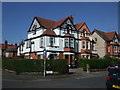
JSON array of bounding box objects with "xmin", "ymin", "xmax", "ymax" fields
[
  {"xmin": 5, "ymin": 48, "xmax": 17, "ymax": 52},
  {"xmin": 93, "ymin": 29, "xmax": 116, "ymax": 41},
  {"xmin": 118, "ymin": 34, "xmax": 120, "ymax": 39},
  {"xmin": 80, "ymin": 37, "xmax": 90, "ymax": 41},
  {"xmin": 75, "ymin": 22, "xmax": 85, "ymax": 30},
  {"xmin": 36, "ymin": 17, "xmax": 56, "ymax": 29},
  {"xmin": 35, "ymin": 16, "xmax": 74, "ymax": 29},
  {"xmin": 105, "ymin": 32, "xmax": 116, "ymax": 41},
  {"xmin": 75, "ymin": 22, "xmax": 91, "ymax": 34},
  {"xmin": 64, "ymin": 34, "xmax": 74, "ymax": 37},
  {"xmin": 0, "ymin": 43, "xmax": 17, "ymax": 49},
  {"xmin": 41, "ymin": 29, "xmax": 57, "ymax": 36}
]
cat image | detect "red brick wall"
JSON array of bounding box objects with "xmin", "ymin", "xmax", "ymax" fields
[
  {"xmin": 59, "ymin": 53, "xmax": 63, "ymax": 59},
  {"xmin": 64, "ymin": 48, "xmax": 75, "ymax": 52},
  {"xmin": 30, "ymin": 53, "xmax": 38, "ymax": 59}
]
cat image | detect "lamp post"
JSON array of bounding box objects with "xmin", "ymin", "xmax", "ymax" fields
[
  {"xmin": 43, "ymin": 35, "xmax": 47, "ymax": 77},
  {"xmin": 43, "ymin": 48, "xmax": 46, "ymax": 77}
]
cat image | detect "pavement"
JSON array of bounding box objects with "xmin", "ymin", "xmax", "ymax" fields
[{"xmin": 2, "ymin": 68, "xmax": 108, "ymax": 81}]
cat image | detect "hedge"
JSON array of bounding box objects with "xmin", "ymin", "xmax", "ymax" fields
[
  {"xmin": 2, "ymin": 58, "xmax": 68, "ymax": 74},
  {"xmin": 77, "ymin": 57, "xmax": 120, "ymax": 71}
]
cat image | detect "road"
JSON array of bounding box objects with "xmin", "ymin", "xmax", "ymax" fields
[
  {"xmin": 3, "ymin": 75, "xmax": 106, "ymax": 88},
  {"xmin": 2, "ymin": 68, "xmax": 108, "ymax": 88}
]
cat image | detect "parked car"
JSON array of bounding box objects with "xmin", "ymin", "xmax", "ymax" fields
[
  {"xmin": 108, "ymin": 63, "xmax": 120, "ymax": 69},
  {"xmin": 106, "ymin": 68, "xmax": 120, "ymax": 90}
]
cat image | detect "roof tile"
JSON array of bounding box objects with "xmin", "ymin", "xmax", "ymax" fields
[{"xmin": 41, "ymin": 29, "xmax": 57, "ymax": 36}]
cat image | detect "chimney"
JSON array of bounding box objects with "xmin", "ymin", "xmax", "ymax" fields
[
  {"xmin": 4, "ymin": 40, "xmax": 8, "ymax": 49},
  {"xmin": 15, "ymin": 43, "xmax": 17, "ymax": 47}
]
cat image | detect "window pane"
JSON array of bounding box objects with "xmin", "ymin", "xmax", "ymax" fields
[
  {"xmin": 70, "ymin": 38, "xmax": 74, "ymax": 48},
  {"xmin": 50, "ymin": 37, "xmax": 54, "ymax": 46},
  {"xmin": 82, "ymin": 41, "xmax": 85, "ymax": 49},
  {"xmin": 65, "ymin": 38, "xmax": 69, "ymax": 48}
]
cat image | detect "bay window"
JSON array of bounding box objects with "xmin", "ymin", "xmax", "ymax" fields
[
  {"xmin": 65, "ymin": 38, "xmax": 69, "ymax": 48},
  {"xmin": 40, "ymin": 38, "xmax": 43, "ymax": 47},
  {"xmin": 50, "ymin": 37, "xmax": 54, "ymax": 47},
  {"xmin": 70, "ymin": 38, "xmax": 74, "ymax": 48},
  {"xmin": 82, "ymin": 41, "xmax": 85, "ymax": 49}
]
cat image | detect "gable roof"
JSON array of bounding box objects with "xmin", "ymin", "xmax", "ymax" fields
[
  {"xmin": 75, "ymin": 22, "xmax": 85, "ymax": 30},
  {"xmin": 93, "ymin": 29, "xmax": 117, "ymax": 41},
  {"xmin": 105, "ymin": 32, "xmax": 116, "ymax": 41},
  {"xmin": 36, "ymin": 17, "xmax": 56, "ymax": 29},
  {"xmin": 75, "ymin": 22, "xmax": 91, "ymax": 34},
  {"xmin": 35, "ymin": 16, "xmax": 74, "ymax": 30},
  {"xmin": 41, "ymin": 29, "xmax": 57, "ymax": 36}
]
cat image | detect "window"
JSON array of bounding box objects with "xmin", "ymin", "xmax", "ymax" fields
[
  {"xmin": 70, "ymin": 38, "xmax": 74, "ymax": 48},
  {"xmin": 82, "ymin": 55, "xmax": 86, "ymax": 58},
  {"xmin": 114, "ymin": 46, "xmax": 118, "ymax": 53},
  {"xmin": 86, "ymin": 41, "xmax": 88, "ymax": 49},
  {"xmin": 21, "ymin": 45, "xmax": 23, "ymax": 51},
  {"xmin": 33, "ymin": 31, "xmax": 36, "ymax": 35},
  {"xmin": 95, "ymin": 38, "xmax": 97, "ymax": 42},
  {"xmin": 26, "ymin": 40, "xmax": 30, "ymax": 48},
  {"xmin": 108, "ymin": 46, "xmax": 110, "ymax": 53},
  {"xmin": 50, "ymin": 37, "xmax": 54, "ymax": 47},
  {"xmin": 83, "ymin": 30, "xmax": 86, "ymax": 37},
  {"xmin": 82, "ymin": 41, "xmax": 85, "ymax": 49},
  {"xmin": 66, "ymin": 25, "xmax": 71, "ymax": 34},
  {"xmin": 71, "ymin": 30, "xmax": 76, "ymax": 33},
  {"xmin": 65, "ymin": 38, "xmax": 69, "ymax": 48},
  {"xmin": 32, "ymin": 24, "xmax": 37, "ymax": 30},
  {"xmin": 38, "ymin": 55, "xmax": 42, "ymax": 59},
  {"xmin": 40, "ymin": 38, "xmax": 43, "ymax": 47}
]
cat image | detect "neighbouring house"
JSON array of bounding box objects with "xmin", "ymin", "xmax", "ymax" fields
[
  {"xmin": 17, "ymin": 16, "xmax": 98, "ymax": 66},
  {"xmin": 0, "ymin": 40, "xmax": 17, "ymax": 58},
  {"xmin": 118, "ymin": 34, "xmax": 120, "ymax": 40},
  {"xmin": 92, "ymin": 29, "xmax": 120, "ymax": 58}
]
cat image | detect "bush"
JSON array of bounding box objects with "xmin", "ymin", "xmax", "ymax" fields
[
  {"xmin": 46, "ymin": 59, "xmax": 68, "ymax": 74},
  {"xmin": 2, "ymin": 58, "xmax": 68, "ymax": 74},
  {"xmin": 77, "ymin": 57, "xmax": 117, "ymax": 71}
]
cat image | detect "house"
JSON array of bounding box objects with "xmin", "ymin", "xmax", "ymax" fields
[
  {"xmin": 92, "ymin": 29, "xmax": 120, "ymax": 58},
  {"xmin": 0, "ymin": 40, "xmax": 17, "ymax": 58},
  {"xmin": 17, "ymin": 16, "xmax": 97, "ymax": 66}
]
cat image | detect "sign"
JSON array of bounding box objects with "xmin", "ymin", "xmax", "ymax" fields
[{"xmin": 43, "ymin": 49, "xmax": 46, "ymax": 56}]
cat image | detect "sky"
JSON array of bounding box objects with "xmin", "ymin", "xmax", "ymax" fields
[{"xmin": 2, "ymin": 2, "xmax": 119, "ymax": 44}]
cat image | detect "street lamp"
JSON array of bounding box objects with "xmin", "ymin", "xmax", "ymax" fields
[
  {"xmin": 43, "ymin": 48, "xmax": 46, "ymax": 77},
  {"xmin": 43, "ymin": 36, "xmax": 46, "ymax": 77}
]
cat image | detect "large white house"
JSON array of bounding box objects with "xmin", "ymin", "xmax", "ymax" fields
[{"xmin": 17, "ymin": 16, "xmax": 98, "ymax": 66}]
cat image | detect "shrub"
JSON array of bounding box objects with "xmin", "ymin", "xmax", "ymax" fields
[
  {"xmin": 2, "ymin": 58, "xmax": 68, "ymax": 74},
  {"xmin": 77, "ymin": 58, "xmax": 113, "ymax": 71}
]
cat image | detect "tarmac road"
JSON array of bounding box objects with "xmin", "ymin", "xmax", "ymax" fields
[{"xmin": 2, "ymin": 68, "xmax": 108, "ymax": 88}]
